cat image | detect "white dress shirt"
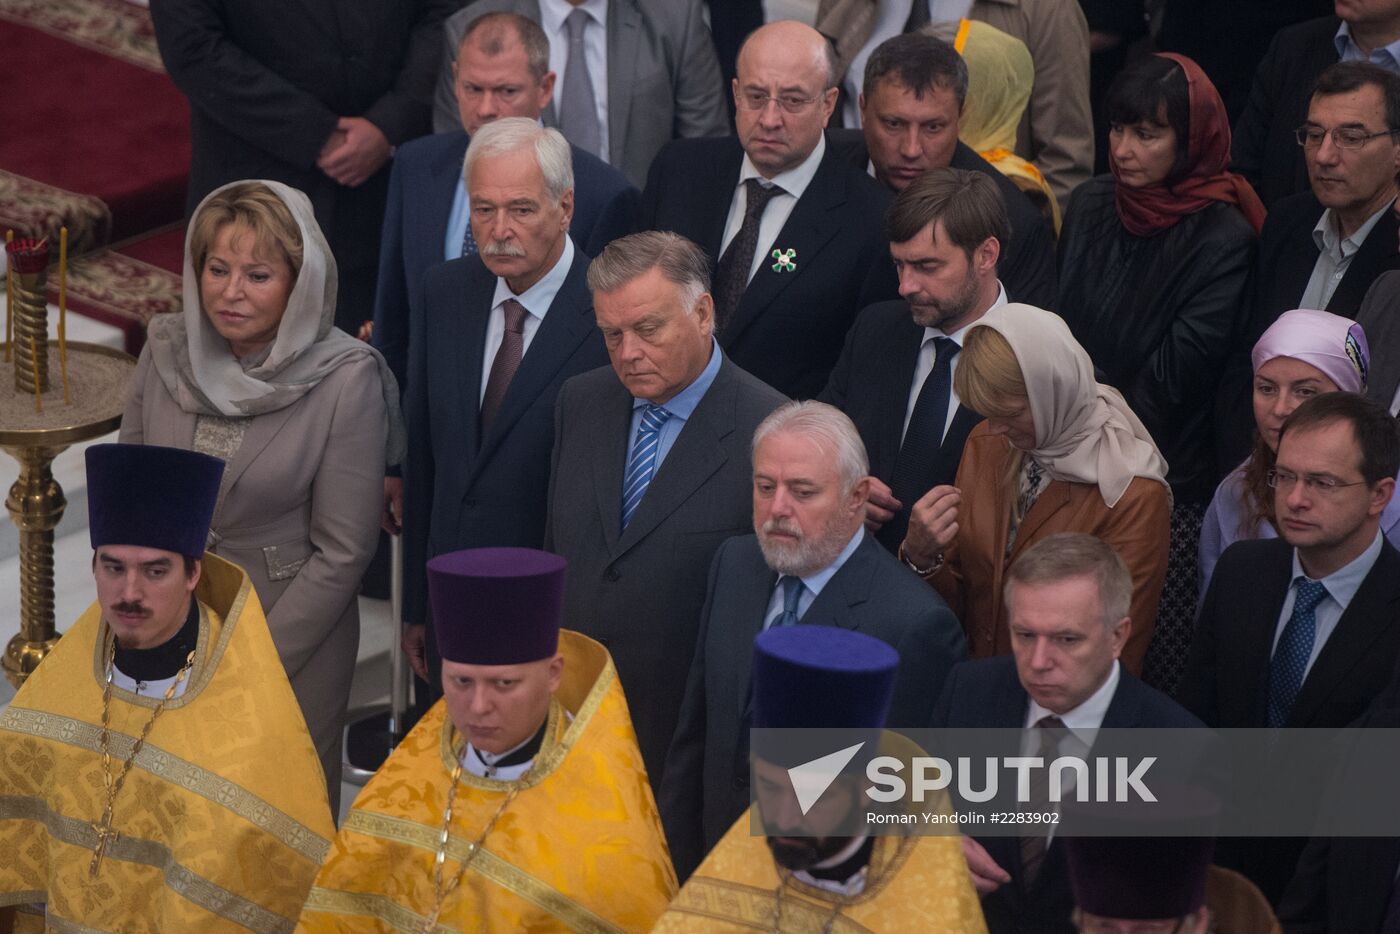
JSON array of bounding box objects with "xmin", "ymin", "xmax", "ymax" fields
[
  {"xmin": 719, "ymin": 134, "xmax": 827, "ymax": 285},
  {"xmin": 479, "ymin": 237, "xmax": 576, "ymax": 403},
  {"xmin": 540, "ymin": 0, "xmax": 611, "ymax": 162},
  {"xmin": 901, "ymin": 281, "xmax": 1009, "ymax": 443}
]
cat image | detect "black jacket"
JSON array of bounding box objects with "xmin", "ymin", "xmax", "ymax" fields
[
  {"xmin": 1056, "ymin": 176, "xmax": 1256, "ymax": 504},
  {"xmin": 1230, "ymin": 16, "xmax": 1340, "ymax": 209}
]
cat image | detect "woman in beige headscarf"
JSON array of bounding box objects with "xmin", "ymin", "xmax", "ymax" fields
[
  {"xmin": 899, "ymin": 303, "xmax": 1170, "ymax": 672},
  {"xmin": 120, "ymin": 179, "xmax": 403, "ymax": 809},
  {"xmin": 930, "ymin": 18, "xmax": 1061, "ymax": 234}
]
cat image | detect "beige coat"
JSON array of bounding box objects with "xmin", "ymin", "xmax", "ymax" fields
[
  {"xmin": 119, "ymin": 344, "xmax": 386, "ymax": 803},
  {"xmin": 816, "ymin": 0, "xmax": 1094, "ymax": 212}
]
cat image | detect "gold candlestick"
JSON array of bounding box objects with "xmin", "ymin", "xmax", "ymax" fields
[{"xmin": 6, "ymin": 238, "xmax": 50, "ymax": 396}]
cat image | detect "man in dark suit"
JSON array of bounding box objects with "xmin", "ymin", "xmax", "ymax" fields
[
  {"xmin": 374, "ymin": 11, "xmax": 638, "ymax": 394},
  {"xmin": 545, "ymin": 231, "xmax": 787, "ymax": 787},
  {"xmin": 658, "ymin": 400, "xmax": 966, "ymax": 878},
  {"xmin": 1219, "ymin": 62, "xmax": 1400, "ymax": 468},
  {"xmin": 402, "ymin": 119, "xmax": 608, "ymax": 696},
  {"xmin": 640, "ymin": 20, "xmax": 898, "ymax": 399},
  {"xmin": 151, "ymin": 0, "xmax": 455, "ymax": 335},
  {"xmin": 820, "ymin": 167, "xmax": 1008, "ymax": 555},
  {"xmin": 1181, "ymin": 392, "xmax": 1400, "ymax": 900},
  {"xmin": 932, "ymin": 532, "xmax": 1202, "ymax": 934},
  {"xmin": 432, "ymin": 0, "xmax": 729, "ymax": 188},
  {"xmin": 1232, "ymin": 8, "xmax": 1400, "ymax": 209},
  {"xmin": 826, "ymin": 32, "xmax": 1056, "ymax": 309}
]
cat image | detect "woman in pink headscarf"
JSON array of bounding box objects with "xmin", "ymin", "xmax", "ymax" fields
[{"xmin": 1198, "ymin": 309, "xmax": 1400, "ymax": 599}]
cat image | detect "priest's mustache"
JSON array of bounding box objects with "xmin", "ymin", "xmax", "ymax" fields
[{"xmin": 112, "ymin": 601, "xmax": 150, "ymax": 618}]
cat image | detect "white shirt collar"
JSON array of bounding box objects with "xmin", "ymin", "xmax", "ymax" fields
[
  {"xmin": 922, "ymin": 280, "xmax": 1009, "ymax": 346},
  {"xmin": 783, "ymin": 526, "xmax": 865, "ymax": 597},
  {"xmin": 1025, "ymin": 659, "xmax": 1121, "ymax": 742},
  {"xmin": 1289, "ymin": 529, "xmax": 1385, "ymax": 608},
  {"xmin": 489, "ymin": 236, "xmax": 575, "ymax": 320},
  {"xmin": 1312, "ymin": 198, "xmax": 1396, "ymax": 257},
  {"xmin": 792, "ymin": 833, "xmax": 872, "ymax": 895},
  {"xmin": 539, "ymin": 0, "xmax": 608, "ymax": 34},
  {"xmin": 739, "ymin": 133, "xmax": 826, "ymax": 201}
]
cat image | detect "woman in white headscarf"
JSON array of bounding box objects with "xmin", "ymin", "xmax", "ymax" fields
[
  {"xmin": 120, "ymin": 179, "xmax": 403, "ymax": 808},
  {"xmin": 899, "ymin": 303, "xmax": 1171, "ymax": 672}
]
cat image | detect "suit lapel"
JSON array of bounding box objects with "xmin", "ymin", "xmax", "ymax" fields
[
  {"xmin": 218, "ymin": 403, "xmax": 300, "ymax": 501},
  {"xmin": 451, "ymin": 262, "xmax": 492, "ymax": 461},
  {"xmin": 1242, "ymin": 542, "xmax": 1295, "ymax": 722},
  {"xmin": 871, "ymin": 321, "xmax": 923, "ymax": 479},
  {"xmin": 1291, "ymin": 544, "xmax": 1400, "ymax": 724},
  {"xmin": 422, "ymin": 133, "xmax": 468, "ymax": 267},
  {"xmin": 697, "ymin": 147, "xmax": 745, "ymax": 264},
  {"xmin": 1006, "ymin": 480, "xmax": 1072, "ymax": 563},
  {"xmin": 800, "ymin": 534, "xmax": 876, "ymax": 631},
  {"xmin": 722, "ymin": 148, "xmax": 847, "ymax": 346},
  {"xmin": 1333, "ymin": 207, "xmax": 1400, "ymax": 313},
  {"xmin": 605, "ymin": 0, "xmax": 641, "ymax": 170},
  {"xmin": 1279, "ymin": 215, "xmax": 1320, "ymax": 314},
  {"xmin": 473, "ymin": 249, "xmax": 593, "ymax": 474},
  {"xmin": 935, "ymin": 406, "xmax": 983, "ymax": 484},
  {"xmin": 591, "ymin": 383, "xmax": 634, "ymax": 557}
]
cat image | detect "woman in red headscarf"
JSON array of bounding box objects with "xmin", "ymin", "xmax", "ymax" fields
[{"xmin": 1056, "ymin": 53, "xmax": 1265, "ymax": 696}]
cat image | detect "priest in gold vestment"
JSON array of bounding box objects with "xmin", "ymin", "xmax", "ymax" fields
[
  {"xmin": 0, "ymin": 443, "xmax": 335, "ymax": 933},
  {"xmin": 297, "ymin": 547, "xmax": 677, "ymax": 933},
  {"xmin": 654, "ymin": 626, "xmax": 987, "ymax": 933}
]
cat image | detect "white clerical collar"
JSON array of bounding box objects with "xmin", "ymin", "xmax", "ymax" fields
[
  {"xmin": 739, "ymin": 133, "xmax": 826, "ymax": 202},
  {"xmin": 461, "ymin": 727, "xmax": 540, "ymax": 782},
  {"xmin": 1024, "ymin": 660, "xmax": 1120, "ymax": 744},
  {"xmin": 110, "ymin": 665, "xmax": 189, "ymax": 699},
  {"xmin": 923, "ymin": 280, "xmax": 1009, "ymax": 346},
  {"xmin": 792, "ymin": 833, "xmax": 872, "ymax": 895}
]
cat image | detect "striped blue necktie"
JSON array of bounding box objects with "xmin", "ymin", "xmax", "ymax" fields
[
  {"xmin": 1267, "ymin": 577, "xmax": 1328, "ymax": 728},
  {"xmin": 621, "ymin": 404, "xmax": 672, "ymax": 531}
]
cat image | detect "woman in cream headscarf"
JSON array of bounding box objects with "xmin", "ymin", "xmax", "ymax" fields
[
  {"xmin": 120, "ymin": 180, "xmax": 403, "ymax": 809},
  {"xmin": 929, "ymin": 18, "xmax": 1061, "ymax": 235},
  {"xmin": 899, "ymin": 303, "xmax": 1171, "ymax": 672}
]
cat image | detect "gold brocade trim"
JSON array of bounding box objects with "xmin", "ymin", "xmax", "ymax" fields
[
  {"xmin": 0, "ymin": 795, "xmax": 297, "ymax": 933},
  {"xmin": 301, "ymin": 888, "xmax": 450, "ymax": 934},
  {"xmin": 0, "ymin": 892, "xmax": 45, "ymax": 910},
  {"xmin": 39, "ymin": 915, "xmax": 106, "ymax": 934},
  {"xmin": 666, "ymin": 877, "xmax": 874, "ymax": 933},
  {"xmin": 0, "ymin": 709, "xmax": 330, "ymax": 863},
  {"xmin": 434, "ymin": 648, "xmax": 619, "ymax": 788},
  {"xmin": 340, "ymin": 810, "xmax": 624, "ymax": 934}
]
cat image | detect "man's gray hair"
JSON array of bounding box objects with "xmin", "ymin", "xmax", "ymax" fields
[
  {"xmin": 586, "ymin": 230, "xmax": 711, "ymax": 314},
  {"xmin": 1003, "ymin": 533, "xmax": 1132, "ymax": 628},
  {"xmin": 463, "ymin": 118, "xmax": 573, "ymax": 203},
  {"xmin": 751, "ymin": 401, "xmax": 869, "ymax": 494}
]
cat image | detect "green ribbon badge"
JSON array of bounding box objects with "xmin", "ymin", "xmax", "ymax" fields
[{"xmin": 770, "ymin": 247, "xmax": 797, "ymax": 273}]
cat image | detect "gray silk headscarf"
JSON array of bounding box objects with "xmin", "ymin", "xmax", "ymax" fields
[
  {"xmin": 971, "ymin": 303, "xmax": 1170, "ymax": 509},
  {"xmin": 146, "ymin": 179, "xmax": 404, "ymax": 465}
]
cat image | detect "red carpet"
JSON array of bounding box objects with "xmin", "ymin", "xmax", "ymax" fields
[{"xmin": 58, "ymin": 224, "xmax": 184, "ymax": 355}]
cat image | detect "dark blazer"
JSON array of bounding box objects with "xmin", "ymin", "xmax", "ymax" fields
[
  {"xmin": 1179, "ymin": 536, "xmax": 1400, "ymax": 904},
  {"xmin": 372, "ymin": 129, "xmax": 639, "ymax": 391},
  {"xmin": 931, "ymin": 656, "xmax": 1203, "ymax": 934},
  {"xmin": 640, "ymin": 134, "xmax": 897, "ymax": 399},
  {"xmin": 818, "ymin": 299, "xmax": 985, "ymax": 551},
  {"xmin": 825, "ymin": 128, "xmax": 1058, "ymax": 310},
  {"xmin": 1277, "ymin": 698, "xmax": 1400, "ymax": 933},
  {"xmin": 1230, "ymin": 16, "xmax": 1340, "ymax": 209},
  {"xmin": 659, "ymin": 531, "xmax": 968, "ymax": 878},
  {"xmin": 1216, "ymin": 190, "xmax": 1400, "ymax": 470},
  {"xmin": 150, "ymin": 0, "xmax": 456, "ymax": 332},
  {"xmin": 544, "ymin": 356, "xmax": 787, "ymax": 786},
  {"xmin": 403, "ymin": 247, "xmax": 608, "ymax": 630},
  {"xmin": 1358, "ymin": 271, "xmax": 1400, "ymax": 413}
]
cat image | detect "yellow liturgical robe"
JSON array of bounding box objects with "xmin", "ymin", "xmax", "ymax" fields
[
  {"xmin": 0, "ymin": 553, "xmax": 335, "ymax": 933},
  {"xmin": 296, "ymin": 630, "xmax": 677, "ymax": 933}
]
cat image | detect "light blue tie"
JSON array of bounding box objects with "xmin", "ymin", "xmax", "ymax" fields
[
  {"xmin": 621, "ymin": 404, "xmax": 672, "ymax": 531},
  {"xmin": 1267, "ymin": 577, "xmax": 1329, "ymax": 728},
  {"xmin": 770, "ymin": 576, "xmax": 805, "ymax": 629}
]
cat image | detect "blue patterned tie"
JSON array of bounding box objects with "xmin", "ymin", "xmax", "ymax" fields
[
  {"xmin": 1267, "ymin": 578, "xmax": 1329, "ymax": 728},
  {"xmin": 770, "ymin": 576, "xmax": 805, "ymax": 629},
  {"xmin": 460, "ymin": 217, "xmax": 477, "ymax": 258},
  {"xmin": 621, "ymin": 404, "xmax": 672, "ymax": 531}
]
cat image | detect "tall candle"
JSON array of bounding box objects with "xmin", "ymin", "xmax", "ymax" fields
[
  {"xmin": 59, "ymin": 227, "xmax": 69, "ymax": 403},
  {"xmin": 4, "ymin": 228, "xmax": 12, "ymax": 363}
]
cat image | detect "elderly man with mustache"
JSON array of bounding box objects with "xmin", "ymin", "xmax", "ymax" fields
[
  {"xmin": 656, "ymin": 400, "xmax": 966, "ymax": 879},
  {"xmin": 402, "ymin": 117, "xmax": 609, "ymax": 705}
]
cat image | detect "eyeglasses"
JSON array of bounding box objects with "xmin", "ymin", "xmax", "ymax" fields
[
  {"xmin": 1294, "ymin": 124, "xmax": 1398, "ymax": 150},
  {"xmin": 738, "ymin": 90, "xmax": 823, "ymax": 114},
  {"xmin": 1266, "ymin": 468, "xmax": 1371, "ymax": 495}
]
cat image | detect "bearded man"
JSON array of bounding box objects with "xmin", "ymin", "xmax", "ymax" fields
[{"xmin": 656, "ymin": 400, "xmax": 966, "ymax": 879}]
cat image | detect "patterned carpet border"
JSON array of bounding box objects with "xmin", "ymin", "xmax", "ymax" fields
[{"xmin": 0, "ymin": 0, "xmax": 165, "ymax": 72}]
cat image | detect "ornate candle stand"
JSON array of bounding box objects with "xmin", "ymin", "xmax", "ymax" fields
[{"xmin": 2, "ymin": 237, "xmax": 135, "ymax": 688}]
